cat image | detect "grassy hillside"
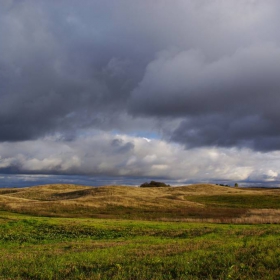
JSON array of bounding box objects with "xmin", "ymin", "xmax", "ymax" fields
[
  {"xmin": 1, "ymin": 184, "xmax": 280, "ymax": 279},
  {"xmin": 1, "ymin": 183, "xmax": 280, "ymax": 223}
]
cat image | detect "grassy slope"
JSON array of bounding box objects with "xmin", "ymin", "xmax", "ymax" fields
[
  {"xmin": 1, "ymin": 184, "xmax": 280, "ymax": 279},
  {"xmin": 1, "ymin": 184, "xmax": 280, "ymax": 222}
]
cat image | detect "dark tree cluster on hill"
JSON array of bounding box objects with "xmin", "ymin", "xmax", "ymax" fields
[
  {"xmin": 216, "ymin": 184, "xmax": 230, "ymax": 187},
  {"xmin": 140, "ymin": 181, "xmax": 170, "ymax": 188},
  {"xmin": 216, "ymin": 183, "xmax": 239, "ymax": 187}
]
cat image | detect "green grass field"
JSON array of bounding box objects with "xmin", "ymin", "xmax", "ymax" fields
[
  {"xmin": 1, "ymin": 184, "xmax": 280, "ymax": 279},
  {"xmin": 1, "ymin": 212, "xmax": 280, "ymax": 279}
]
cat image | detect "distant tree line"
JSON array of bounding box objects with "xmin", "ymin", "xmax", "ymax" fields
[{"xmin": 216, "ymin": 183, "xmax": 239, "ymax": 187}]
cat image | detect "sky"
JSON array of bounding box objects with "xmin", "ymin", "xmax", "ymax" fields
[{"xmin": 1, "ymin": 0, "xmax": 280, "ymax": 187}]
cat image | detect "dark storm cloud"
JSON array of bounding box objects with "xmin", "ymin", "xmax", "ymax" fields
[
  {"xmin": 170, "ymin": 114, "xmax": 280, "ymax": 151},
  {"xmin": 1, "ymin": 0, "xmax": 280, "ymax": 151},
  {"xmin": 130, "ymin": 44, "xmax": 280, "ymax": 150},
  {"xmin": 0, "ymin": 0, "xmax": 145, "ymax": 141}
]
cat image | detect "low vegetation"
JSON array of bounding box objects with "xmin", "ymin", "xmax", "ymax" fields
[{"xmin": 1, "ymin": 183, "xmax": 280, "ymax": 279}]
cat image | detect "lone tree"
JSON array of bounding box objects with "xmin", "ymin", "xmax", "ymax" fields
[{"xmin": 234, "ymin": 183, "xmax": 239, "ymax": 187}]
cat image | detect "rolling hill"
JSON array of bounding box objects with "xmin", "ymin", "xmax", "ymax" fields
[{"xmin": 1, "ymin": 183, "xmax": 280, "ymax": 223}]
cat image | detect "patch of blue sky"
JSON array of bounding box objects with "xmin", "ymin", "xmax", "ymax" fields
[
  {"xmin": 134, "ymin": 131, "xmax": 160, "ymax": 139},
  {"xmin": 121, "ymin": 130, "xmax": 161, "ymax": 141},
  {"xmin": 73, "ymin": 128, "xmax": 161, "ymax": 141}
]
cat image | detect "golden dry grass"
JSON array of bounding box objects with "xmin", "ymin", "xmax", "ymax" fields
[{"xmin": 1, "ymin": 183, "xmax": 280, "ymax": 223}]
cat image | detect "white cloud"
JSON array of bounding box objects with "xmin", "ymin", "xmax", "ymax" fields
[{"xmin": 1, "ymin": 132, "xmax": 280, "ymax": 184}]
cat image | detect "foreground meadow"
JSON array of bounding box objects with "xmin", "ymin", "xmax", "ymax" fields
[
  {"xmin": 1, "ymin": 184, "xmax": 280, "ymax": 279},
  {"xmin": 1, "ymin": 212, "xmax": 280, "ymax": 279}
]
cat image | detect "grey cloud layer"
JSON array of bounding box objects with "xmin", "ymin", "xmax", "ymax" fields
[
  {"xmin": 1, "ymin": 0, "xmax": 280, "ymax": 151},
  {"xmin": 130, "ymin": 44, "xmax": 280, "ymax": 150}
]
